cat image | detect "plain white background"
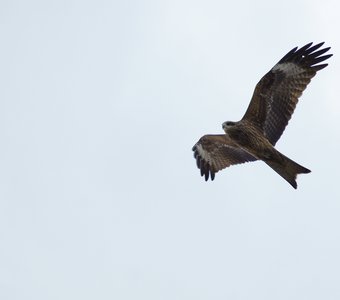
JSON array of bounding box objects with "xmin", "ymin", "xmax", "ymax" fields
[{"xmin": 1, "ymin": 0, "xmax": 339, "ymax": 299}]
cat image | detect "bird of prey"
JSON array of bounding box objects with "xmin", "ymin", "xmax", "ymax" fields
[{"xmin": 192, "ymin": 42, "xmax": 332, "ymax": 189}]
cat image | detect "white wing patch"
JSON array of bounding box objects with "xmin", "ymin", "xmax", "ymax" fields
[
  {"xmin": 196, "ymin": 144, "xmax": 211, "ymax": 163},
  {"xmin": 272, "ymin": 62, "xmax": 304, "ymax": 76}
]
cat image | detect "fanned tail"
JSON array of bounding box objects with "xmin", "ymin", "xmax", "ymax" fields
[{"xmin": 264, "ymin": 151, "xmax": 311, "ymax": 189}]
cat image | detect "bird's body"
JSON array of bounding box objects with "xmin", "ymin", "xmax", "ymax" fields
[
  {"xmin": 222, "ymin": 120, "xmax": 270, "ymax": 159},
  {"xmin": 223, "ymin": 120, "xmax": 310, "ymax": 188},
  {"xmin": 192, "ymin": 42, "xmax": 332, "ymax": 189}
]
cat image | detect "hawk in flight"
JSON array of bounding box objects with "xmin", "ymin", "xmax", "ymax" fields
[{"xmin": 192, "ymin": 42, "xmax": 332, "ymax": 189}]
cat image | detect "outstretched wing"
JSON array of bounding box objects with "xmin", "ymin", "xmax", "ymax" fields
[
  {"xmin": 192, "ymin": 134, "xmax": 256, "ymax": 181},
  {"xmin": 242, "ymin": 42, "xmax": 332, "ymax": 145}
]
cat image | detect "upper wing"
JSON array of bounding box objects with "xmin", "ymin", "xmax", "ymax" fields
[
  {"xmin": 192, "ymin": 134, "xmax": 256, "ymax": 181},
  {"xmin": 242, "ymin": 42, "xmax": 332, "ymax": 145}
]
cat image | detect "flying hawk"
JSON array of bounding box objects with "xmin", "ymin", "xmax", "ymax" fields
[{"xmin": 192, "ymin": 42, "xmax": 332, "ymax": 189}]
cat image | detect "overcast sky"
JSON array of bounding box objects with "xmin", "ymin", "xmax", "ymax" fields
[{"xmin": 1, "ymin": 0, "xmax": 340, "ymax": 299}]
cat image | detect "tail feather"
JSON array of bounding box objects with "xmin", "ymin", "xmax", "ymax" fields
[{"xmin": 265, "ymin": 152, "xmax": 311, "ymax": 189}]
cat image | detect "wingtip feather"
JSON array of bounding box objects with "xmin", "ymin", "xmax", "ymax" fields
[{"xmin": 276, "ymin": 42, "xmax": 332, "ymax": 70}]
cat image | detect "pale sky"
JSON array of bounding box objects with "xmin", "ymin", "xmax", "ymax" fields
[{"xmin": 1, "ymin": 0, "xmax": 340, "ymax": 299}]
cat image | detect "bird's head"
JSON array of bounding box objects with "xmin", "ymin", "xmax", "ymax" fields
[{"xmin": 222, "ymin": 121, "xmax": 236, "ymax": 132}]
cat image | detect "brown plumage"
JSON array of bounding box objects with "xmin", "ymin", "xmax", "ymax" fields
[{"xmin": 192, "ymin": 42, "xmax": 332, "ymax": 189}]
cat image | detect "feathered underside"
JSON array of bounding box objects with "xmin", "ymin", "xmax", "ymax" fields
[
  {"xmin": 192, "ymin": 42, "xmax": 332, "ymax": 183},
  {"xmin": 192, "ymin": 134, "xmax": 257, "ymax": 181},
  {"xmin": 242, "ymin": 42, "xmax": 332, "ymax": 145}
]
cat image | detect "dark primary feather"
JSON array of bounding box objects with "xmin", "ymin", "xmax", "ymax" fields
[
  {"xmin": 192, "ymin": 134, "xmax": 256, "ymax": 181},
  {"xmin": 242, "ymin": 42, "xmax": 332, "ymax": 145}
]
